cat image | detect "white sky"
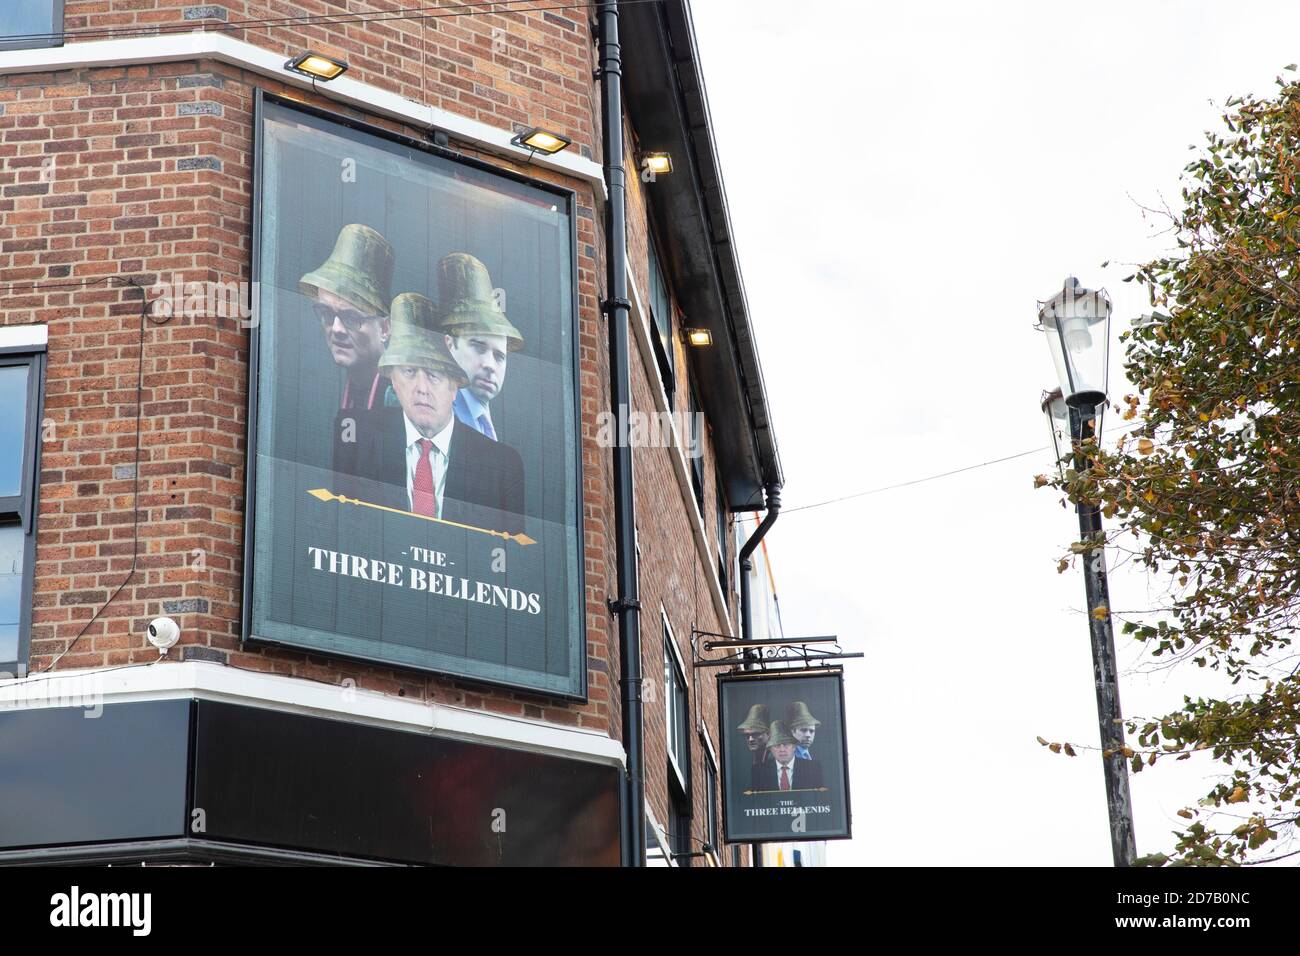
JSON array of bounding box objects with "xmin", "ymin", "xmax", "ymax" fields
[{"xmin": 690, "ymin": 0, "xmax": 1300, "ymax": 865}]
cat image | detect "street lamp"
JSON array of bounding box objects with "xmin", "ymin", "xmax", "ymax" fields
[{"xmin": 1037, "ymin": 277, "xmax": 1137, "ymax": 868}]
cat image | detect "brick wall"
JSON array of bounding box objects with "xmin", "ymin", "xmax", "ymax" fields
[{"xmin": 1, "ymin": 3, "xmax": 745, "ymax": 865}]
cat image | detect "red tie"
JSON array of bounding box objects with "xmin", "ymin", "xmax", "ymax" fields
[
  {"xmin": 780, "ymin": 765, "xmax": 791, "ymax": 791},
  {"xmin": 412, "ymin": 438, "xmax": 437, "ymax": 516}
]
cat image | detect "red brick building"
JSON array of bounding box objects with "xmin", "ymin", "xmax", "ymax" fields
[{"xmin": 0, "ymin": 0, "xmax": 782, "ymax": 866}]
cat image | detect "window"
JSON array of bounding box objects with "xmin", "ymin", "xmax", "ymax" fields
[
  {"xmin": 0, "ymin": 346, "xmax": 46, "ymax": 676},
  {"xmin": 663, "ymin": 614, "xmax": 692, "ymax": 866},
  {"xmin": 669, "ymin": 789, "xmax": 691, "ymax": 867},
  {"xmin": 688, "ymin": 385, "xmax": 705, "ymax": 514},
  {"xmin": 703, "ymin": 748, "xmax": 719, "ymax": 854},
  {"xmin": 647, "ymin": 239, "xmax": 675, "ymax": 402},
  {"xmin": 0, "ymin": 2, "xmax": 64, "ymax": 51},
  {"xmin": 663, "ymin": 615, "xmax": 689, "ymax": 790},
  {"xmin": 715, "ymin": 473, "xmax": 729, "ymax": 596}
]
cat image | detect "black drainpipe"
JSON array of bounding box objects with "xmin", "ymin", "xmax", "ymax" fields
[
  {"xmin": 738, "ymin": 481, "xmax": 782, "ymax": 867},
  {"xmin": 597, "ymin": 0, "xmax": 645, "ymax": 868}
]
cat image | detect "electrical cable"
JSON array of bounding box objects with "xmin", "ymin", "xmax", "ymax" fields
[
  {"xmin": 777, "ymin": 418, "xmax": 1196, "ymax": 515},
  {"xmin": 39, "ymin": 276, "xmax": 173, "ymax": 672}
]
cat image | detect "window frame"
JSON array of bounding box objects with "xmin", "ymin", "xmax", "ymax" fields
[
  {"xmin": 701, "ymin": 731, "xmax": 720, "ymax": 856},
  {"xmin": 646, "ymin": 237, "xmax": 676, "ymax": 403},
  {"xmin": 715, "ymin": 471, "xmax": 729, "ymax": 597},
  {"xmin": 688, "ymin": 384, "xmax": 705, "ymax": 515},
  {"xmin": 662, "ymin": 611, "xmax": 690, "ymax": 795},
  {"xmin": 0, "ymin": 346, "xmax": 47, "ymax": 678},
  {"xmin": 0, "ymin": 1, "xmax": 65, "ymax": 52}
]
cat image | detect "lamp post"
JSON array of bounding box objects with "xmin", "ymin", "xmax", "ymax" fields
[{"xmin": 1038, "ymin": 277, "xmax": 1137, "ymax": 868}]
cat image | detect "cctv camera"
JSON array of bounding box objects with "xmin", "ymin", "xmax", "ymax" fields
[{"xmin": 147, "ymin": 616, "xmax": 180, "ymax": 652}]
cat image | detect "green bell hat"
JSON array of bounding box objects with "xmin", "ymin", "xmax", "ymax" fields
[
  {"xmin": 737, "ymin": 704, "xmax": 771, "ymax": 734},
  {"xmin": 786, "ymin": 701, "xmax": 821, "ymax": 730},
  {"xmin": 378, "ymin": 292, "xmax": 468, "ymax": 386},
  {"xmin": 436, "ymin": 252, "xmax": 525, "ymax": 351},
  {"xmin": 766, "ymin": 720, "xmax": 798, "ymax": 749},
  {"xmin": 298, "ymin": 223, "xmax": 396, "ymax": 318}
]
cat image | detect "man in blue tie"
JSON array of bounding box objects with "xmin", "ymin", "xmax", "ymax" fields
[{"xmin": 436, "ymin": 252, "xmax": 525, "ymax": 442}]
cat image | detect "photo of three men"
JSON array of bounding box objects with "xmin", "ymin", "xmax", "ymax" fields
[{"xmin": 301, "ymin": 223, "xmax": 526, "ymax": 537}]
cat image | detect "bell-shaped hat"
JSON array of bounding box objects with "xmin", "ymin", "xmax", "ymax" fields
[
  {"xmin": 786, "ymin": 701, "xmax": 821, "ymax": 730},
  {"xmin": 379, "ymin": 292, "xmax": 468, "ymax": 386},
  {"xmin": 299, "ymin": 223, "xmax": 395, "ymax": 318},
  {"xmin": 436, "ymin": 252, "xmax": 525, "ymax": 351},
  {"xmin": 766, "ymin": 720, "xmax": 798, "ymax": 749},
  {"xmin": 737, "ymin": 703, "xmax": 771, "ymax": 733}
]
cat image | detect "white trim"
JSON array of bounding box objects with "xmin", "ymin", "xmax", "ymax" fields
[
  {"xmin": 628, "ymin": 270, "xmax": 734, "ymax": 633},
  {"xmin": 0, "ymin": 324, "xmax": 48, "ymax": 349},
  {"xmin": 0, "ymin": 34, "xmax": 605, "ymax": 191},
  {"xmin": 644, "ymin": 801, "xmax": 675, "ymax": 867},
  {"xmin": 661, "ymin": 604, "xmax": 687, "ymax": 677},
  {"xmin": 0, "ymin": 660, "xmax": 625, "ymax": 768},
  {"xmin": 700, "ymin": 724, "xmax": 718, "ymax": 768},
  {"xmin": 662, "ymin": 610, "xmax": 689, "ymax": 793}
]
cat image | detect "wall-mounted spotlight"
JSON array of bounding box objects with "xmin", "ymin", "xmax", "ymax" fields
[
  {"xmin": 285, "ymin": 51, "xmax": 349, "ymax": 81},
  {"xmin": 683, "ymin": 327, "xmax": 712, "ymax": 347},
  {"xmin": 639, "ymin": 152, "xmax": 673, "ymax": 176},
  {"xmin": 511, "ymin": 127, "xmax": 572, "ymax": 154}
]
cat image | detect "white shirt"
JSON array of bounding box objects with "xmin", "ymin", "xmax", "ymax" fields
[
  {"xmin": 774, "ymin": 759, "xmax": 797, "ymax": 788},
  {"xmin": 403, "ymin": 414, "xmax": 454, "ymax": 517}
]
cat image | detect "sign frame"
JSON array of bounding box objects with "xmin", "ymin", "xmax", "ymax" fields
[
  {"xmin": 240, "ymin": 89, "xmax": 588, "ymax": 700},
  {"xmin": 717, "ymin": 668, "xmax": 853, "ymax": 845}
]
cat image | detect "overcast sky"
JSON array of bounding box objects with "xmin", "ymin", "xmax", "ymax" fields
[{"xmin": 690, "ymin": 0, "xmax": 1300, "ymax": 865}]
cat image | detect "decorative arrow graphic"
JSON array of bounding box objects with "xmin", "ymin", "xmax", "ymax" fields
[{"xmin": 307, "ymin": 488, "xmax": 536, "ymax": 546}]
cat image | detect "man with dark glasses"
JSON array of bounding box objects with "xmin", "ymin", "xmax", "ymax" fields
[{"xmin": 298, "ymin": 223, "xmax": 396, "ymax": 410}]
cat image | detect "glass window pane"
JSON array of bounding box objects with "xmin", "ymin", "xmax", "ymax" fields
[
  {"xmin": 0, "ymin": 523, "xmax": 23, "ymax": 664},
  {"xmin": 0, "ymin": 2, "xmax": 56, "ymax": 45},
  {"xmin": 0, "ymin": 364, "xmax": 31, "ymax": 497}
]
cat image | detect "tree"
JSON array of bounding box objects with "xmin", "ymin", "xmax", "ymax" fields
[{"xmin": 1042, "ymin": 68, "xmax": 1300, "ymax": 866}]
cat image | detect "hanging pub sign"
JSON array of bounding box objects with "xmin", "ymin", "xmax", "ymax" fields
[
  {"xmin": 719, "ymin": 670, "xmax": 852, "ymax": 843},
  {"xmin": 243, "ymin": 93, "xmax": 585, "ymax": 698}
]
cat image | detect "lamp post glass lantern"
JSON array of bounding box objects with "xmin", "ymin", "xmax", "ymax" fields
[
  {"xmin": 1041, "ymin": 387, "xmax": 1072, "ymax": 477},
  {"xmin": 1037, "ymin": 276, "xmax": 1111, "ymax": 409}
]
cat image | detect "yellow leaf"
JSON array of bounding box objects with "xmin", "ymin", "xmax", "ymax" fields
[
  {"xmin": 1091, "ymin": 605, "xmax": 1110, "ymax": 621},
  {"xmin": 1137, "ymin": 438, "xmax": 1155, "ymax": 455},
  {"xmin": 1227, "ymin": 787, "xmax": 1248, "ymax": 804},
  {"xmin": 1120, "ymin": 746, "xmax": 1134, "ymax": 759}
]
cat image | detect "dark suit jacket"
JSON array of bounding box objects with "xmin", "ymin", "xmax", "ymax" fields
[
  {"xmin": 751, "ymin": 757, "xmax": 823, "ymax": 792},
  {"xmin": 333, "ymin": 405, "xmax": 525, "ymax": 535}
]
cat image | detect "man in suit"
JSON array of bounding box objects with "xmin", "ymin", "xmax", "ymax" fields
[
  {"xmin": 436, "ymin": 253, "xmax": 526, "ymax": 441},
  {"xmin": 751, "ymin": 721, "xmax": 823, "ymax": 792},
  {"xmin": 786, "ymin": 701, "xmax": 821, "ymax": 761},
  {"xmin": 737, "ymin": 703, "xmax": 771, "ymax": 767},
  {"xmin": 299, "ymin": 223, "xmax": 397, "ymax": 411},
  {"xmin": 334, "ymin": 292, "xmax": 525, "ymax": 536}
]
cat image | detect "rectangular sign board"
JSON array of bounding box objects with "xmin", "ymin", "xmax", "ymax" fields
[
  {"xmin": 245, "ymin": 94, "xmax": 585, "ymax": 697},
  {"xmin": 719, "ymin": 670, "xmax": 852, "ymax": 844}
]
